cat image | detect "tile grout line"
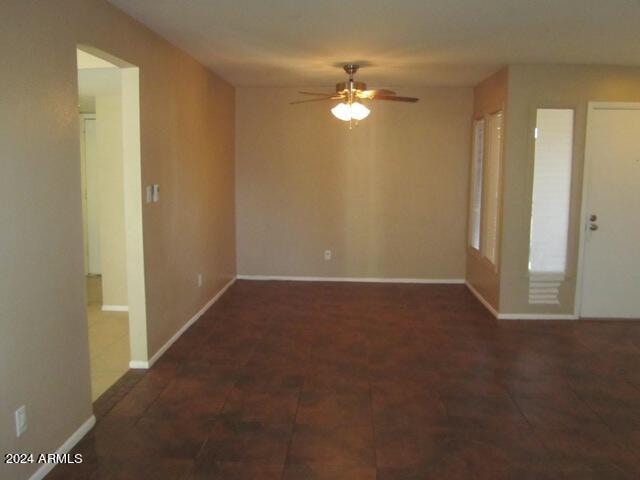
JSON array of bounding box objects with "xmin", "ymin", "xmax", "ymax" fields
[
  {"xmin": 367, "ymin": 353, "xmax": 378, "ymax": 474},
  {"xmin": 190, "ymin": 302, "xmax": 271, "ymax": 473},
  {"xmin": 365, "ymin": 301, "xmax": 378, "ymax": 474},
  {"xmin": 279, "ymin": 313, "xmax": 313, "ymax": 480},
  {"xmin": 563, "ymin": 373, "xmax": 639, "ymax": 456},
  {"xmin": 280, "ymin": 385, "xmax": 303, "ymax": 480},
  {"xmin": 565, "ymin": 333, "xmax": 640, "ymax": 444}
]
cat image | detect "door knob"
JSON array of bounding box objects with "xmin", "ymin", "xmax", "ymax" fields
[{"xmin": 589, "ymin": 223, "xmax": 599, "ymax": 231}]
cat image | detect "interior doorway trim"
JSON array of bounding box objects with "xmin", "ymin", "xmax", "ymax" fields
[
  {"xmin": 77, "ymin": 44, "xmax": 149, "ymax": 365},
  {"xmin": 574, "ymin": 101, "xmax": 640, "ymax": 318},
  {"xmin": 79, "ymin": 113, "xmax": 97, "ymax": 276}
]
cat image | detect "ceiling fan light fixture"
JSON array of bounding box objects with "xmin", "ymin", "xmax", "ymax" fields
[
  {"xmin": 294, "ymin": 64, "xmax": 418, "ymax": 126},
  {"xmin": 331, "ymin": 102, "xmax": 370, "ymax": 122}
]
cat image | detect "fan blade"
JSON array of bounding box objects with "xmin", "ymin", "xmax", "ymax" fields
[
  {"xmin": 298, "ymin": 91, "xmax": 336, "ymax": 96},
  {"xmin": 370, "ymin": 95, "xmax": 419, "ymax": 103},
  {"xmin": 290, "ymin": 96, "xmax": 342, "ymax": 105},
  {"xmin": 357, "ymin": 89, "xmax": 397, "ymax": 98}
]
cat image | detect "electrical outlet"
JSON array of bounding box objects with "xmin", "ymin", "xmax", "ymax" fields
[
  {"xmin": 324, "ymin": 250, "xmax": 332, "ymax": 261},
  {"xmin": 197, "ymin": 273, "xmax": 203, "ymax": 288},
  {"xmin": 15, "ymin": 405, "xmax": 27, "ymax": 437}
]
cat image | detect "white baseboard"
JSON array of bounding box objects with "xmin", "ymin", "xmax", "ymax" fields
[
  {"xmin": 498, "ymin": 313, "xmax": 579, "ymax": 320},
  {"xmin": 465, "ymin": 281, "xmax": 500, "ymax": 318},
  {"xmin": 101, "ymin": 305, "xmax": 129, "ymax": 312},
  {"xmin": 465, "ymin": 281, "xmax": 578, "ymax": 320},
  {"xmin": 237, "ymin": 275, "xmax": 465, "ymax": 284},
  {"xmin": 128, "ymin": 360, "xmax": 149, "ymax": 369},
  {"xmin": 131, "ymin": 277, "xmax": 236, "ymax": 370},
  {"xmin": 28, "ymin": 415, "xmax": 95, "ymax": 480}
]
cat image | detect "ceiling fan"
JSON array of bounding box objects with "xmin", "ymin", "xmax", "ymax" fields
[{"xmin": 290, "ymin": 64, "xmax": 419, "ymax": 126}]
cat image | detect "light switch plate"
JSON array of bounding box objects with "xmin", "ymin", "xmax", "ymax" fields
[{"xmin": 15, "ymin": 405, "xmax": 27, "ymax": 437}]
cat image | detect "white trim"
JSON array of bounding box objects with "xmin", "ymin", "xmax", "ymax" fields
[
  {"xmin": 236, "ymin": 275, "xmax": 465, "ymax": 284},
  {"xmin": 575, "ymin": 101, "xmax": 597, "ymax": 317},
  {"xmin": 132, "ymin": 277, "xmax": 236, "ymax": 369},
  {"xmin": 120, "ymin": 65, "xmax": 149, "ymax": 370},
  {"xmin": 28, "ymin": 415, "xmax": 95, "ymax": 480},
  {"xmin": 465, "ymin": 281, "xmax": 577, "ymax": 320},
  {"xmin": 128, "ymin": 360, "xmax": 149, "ymax": 369},
  {"xmin": 498, "ymin": 313, "xmax": 578, "ymax": 320},
  {"xmin": 101, "ymin": 305, "xmax": 129, "ymax": 312},
  {"xmin": 465, "ymin": 281, "xmax": 499, "ymax": 318}
]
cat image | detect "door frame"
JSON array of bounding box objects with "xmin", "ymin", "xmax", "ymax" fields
[
  {"xmin": 77, "ymin": 44, "xmax": 149, "ymax": 366},
  {"xmin": 80, "ymin": 113, "xmax": 96, "ymax": 275},
  {"xmin": 574, "ymin": 101, "xmax": 640, "ymax": 317}
]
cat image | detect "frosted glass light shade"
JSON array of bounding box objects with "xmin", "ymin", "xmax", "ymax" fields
[
  {"xmin": 331, "ymin": 102, "xmax": 351, "ymax": 121},
  {"xmin": 350, "ymin": 102, "xmax": 370, "ymax": 120},
  {"xmin": 331, "ymin": 102, "xmax": 370, "ymax": 121}
]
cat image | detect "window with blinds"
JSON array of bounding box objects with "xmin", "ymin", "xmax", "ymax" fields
[
  {"xmin": 480, "ymin": 111, "xmax": 503, "ymax": 266},
  {"xmin": 468, "ymin": 119, "xmax": 485, "ymax": 250},
  {"xmin": 529, "ymin": 108, "xmax": 574, "ymax": 275}
]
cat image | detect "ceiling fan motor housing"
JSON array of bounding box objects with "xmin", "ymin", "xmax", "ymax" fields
[
  {"xmin": 343, "ymin": 64, "xmax": 360, "ymax": 76},
  {"xmin": 336, "ymin": 81, "xmax": 367, "ymax": 94}
]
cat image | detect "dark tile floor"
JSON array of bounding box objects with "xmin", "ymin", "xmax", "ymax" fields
[{"xmin": 47, "ymin": 280, "xmax": 640, "ymax": 479}]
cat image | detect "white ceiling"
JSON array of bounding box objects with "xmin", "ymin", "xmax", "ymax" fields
[{"xmin": 107, "ymin": 0, "xmax": 640, "ymax": 87}]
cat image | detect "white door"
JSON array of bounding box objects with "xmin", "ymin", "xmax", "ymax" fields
[
  {"xmin": 580, "ymin": 104, "xmax": 640, "ymax": 318},
  {"xmin": 82, "ymin": 117, "xmax": 102, "ymax": 275}
]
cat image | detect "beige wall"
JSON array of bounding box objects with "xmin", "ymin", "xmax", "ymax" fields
[
  {"xmin": 0, "ymin": 1, "xmax": 235, "ymax": 478},
  {"xmin": 466, "ymin": 68, "xmax": 508, "ymax": 310},
  {"xmin": 500, "ymin": 65, "xmax": 640, "ymax": 314},
  {"xmin": 95, "ymin": 94, "xmax": 128, "ymax": 307},
  {"xmin": 236, "ymin": 87, "xmax": 472, "ymax": 280}
]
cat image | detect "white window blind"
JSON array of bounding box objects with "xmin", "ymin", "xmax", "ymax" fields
[
  {"xmin": 469, "ymin": 119, "xmax": 485, "ymax": 250},
  {"xmin": 481, "ymin": 111, "xmax": 503, "ymax": 266},
  {"xmin": 529, "ymin": 108, "xmax": 574, "ymax": 275}
]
